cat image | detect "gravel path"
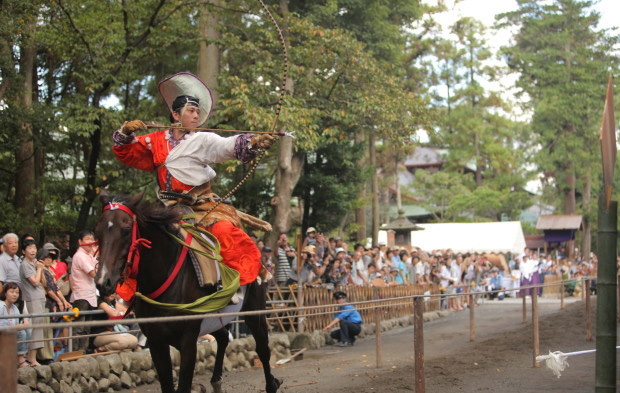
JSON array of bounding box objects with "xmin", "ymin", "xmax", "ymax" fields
[{"xmin": 119, "ymin": 296, "xmax": 620, "ymax": 392}]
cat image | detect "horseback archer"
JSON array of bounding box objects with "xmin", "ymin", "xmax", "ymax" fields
[{"xmin": 111, "ymin": 72, "xmax": 276, "ymax": 289}]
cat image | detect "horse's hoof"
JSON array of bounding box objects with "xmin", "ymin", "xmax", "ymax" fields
[
  {"xmin": 211, "ymin": 380, "xmax": 223, "ymax": 393},
  {"xmin": 191, "ymin": 383, "xmax": 207, "ymax": 393},
  {"xmin": 266, "ymin": 377, "xmax": 282, "ymax": 393}
]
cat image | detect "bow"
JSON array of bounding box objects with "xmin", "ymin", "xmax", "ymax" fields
[
  {"xmin": 203, "ymin": 0, "xmax": 290, "ymax": 216},
  {"xmin": 144, "ymin": 124, "xmax": 294, "ymax": 138}
]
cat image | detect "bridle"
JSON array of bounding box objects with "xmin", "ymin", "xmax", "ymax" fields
[
  {"xmin": 101, "ymin": 201, "xmax": 192, "ymax": 301},
  {"xmin": 101, "ymin": 202, "xmax": 152, "ymax": 280}
]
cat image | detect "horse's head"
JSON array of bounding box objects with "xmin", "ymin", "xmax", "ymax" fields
[{"xmin": 95, "ymin": 191, "xmax": 144, "ymax": 296}]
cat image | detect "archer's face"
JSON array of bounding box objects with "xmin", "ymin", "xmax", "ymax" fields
[{"xmin": 173, "ymin": 106, "xmax": 200, "ymax": 128}]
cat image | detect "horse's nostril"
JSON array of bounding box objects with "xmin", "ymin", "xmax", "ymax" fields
[{"xmin": 103, "ymin": 278, "xmax": 113, "ymax": 295}]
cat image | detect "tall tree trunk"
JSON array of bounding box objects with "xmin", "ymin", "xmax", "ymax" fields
[
  {"xmin": 581, "ymin": 171, "xmax": 592, "ymax": 260},
  {"xmin": 563, "ymin": 167, "xmax": 576, "ymax": 214},
  {"xmin": 474, "ymin": 130, "xmax": 482, "ymax": 187},
  {"xmin": 197, "ymin": 0, "xmax": 221, "ymax": 105},
  {"xmin": 15, "ymin": 24, "xmax": 36, "ymax": 234},
  {"xmin": 370, "ymin": 129, "xmax": 379, "ymax": 245},
  {"xmin": 563, "ymin": 164, "xmax": 576, "ymax": 260},
  {"xmin": 395, "ymin": 156, "xmax": 402, "ymax": 211},
  {"xmin": 268, "ymin": 136, "xmax": 303, "ymax": 244},
  {"xmin": 74, "ymin": 97, "xmax": 103, "ymax": 241},
  {"xmin": 266, "ymin": 0, "xmax": 303, "ymax": 247},
  {"xmin": 33, "ymin": 60, "xmax": 46, "ymax": 242},
  {"xmin": 355, "ymin": 131, "xmax": 367, "ymax": 242}
]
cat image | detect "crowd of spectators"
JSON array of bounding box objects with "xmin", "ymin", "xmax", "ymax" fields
[
  {"xmin": 261, "ymin": 228, "xmax": 598, "ymax": 310},
  {"xmin": 0, "ymin": 226, "xmax": 598, "ymax": 369},
  {"xmin": 0, "ymin": 231, "xmax": 141, "ymax": 369}
]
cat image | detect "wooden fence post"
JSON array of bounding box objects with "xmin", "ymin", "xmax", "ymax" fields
[
  {"xmin": 532, "ymin": 287, "xmax": 540, "ymax": 368},
  {"xmin": 0, "ymin": 330, "xmax": 17, "ymax": 393},
  {"xmin": 586, "ymin": 279, "xmax": 593, "ymax": 341},
  {"xmin": 374, "ymin": 287, "xmax": 383, "ymax": 368},
  {"xmin": 582, "ymin": 276, "xmax": 586, "ymax": 301},
  {"xmin": 414, "ymin": 295, "xmax": 425, "ymax": 393},
  {"xmin": 469, "ymin": 291, "xmax": 475, "ymax": 342},
  {"xmin": 522, "ymin": 294, "xmax": 527, "ymax": 323},
  {"xmin": 296, "ymin": 234, "xmax": 304, "ymax": 333}
]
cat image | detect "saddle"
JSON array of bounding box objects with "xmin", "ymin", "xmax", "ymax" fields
[{"xmin": 160, "ymin": 183, "xmax": 271, "ymax": 287}]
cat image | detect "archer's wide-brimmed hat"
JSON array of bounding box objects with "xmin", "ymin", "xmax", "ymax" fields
[{"xmin": 158, "ymin": 72, "xmax": 213, "ymax": 127}]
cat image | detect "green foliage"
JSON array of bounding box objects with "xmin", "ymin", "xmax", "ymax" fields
[
  {"xmin": 0, "ymin": 0, "xmax": 431, "ymax": 239},
  {"xmin": 498, "ymin": 0, "xmax": 619, "ymax": 215},
  {"xmin": 294, "ymin": 140, "xmax": 369, "ymax": 233},
  {"xmin": 288, "ymin": 0, "xmax": 422, "ymax": 62},
  {"xmin": 413, "ymin": 15, "xmax": 535, "ymax": 223},
  {"xmin": 409, "ymin": 170, "xmax": 471, "ymax": 222}
]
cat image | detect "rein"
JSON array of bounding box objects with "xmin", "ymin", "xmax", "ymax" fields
[
  {"xmin": 101, "ymin": 202, "xmax": 209, "ymax": 302},
  {"xmin": 101, "ymin": 201, "xmax": 240, "ymax": 313}
]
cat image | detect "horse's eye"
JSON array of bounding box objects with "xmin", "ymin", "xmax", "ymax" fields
[{"xmin": 121, "ymin": 227, "xmax": 131, "ymax": 234}]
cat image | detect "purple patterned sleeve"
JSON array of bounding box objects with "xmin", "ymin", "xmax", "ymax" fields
[
  {"xmin": 112, "ymin": 129, "xmax": 136, "ymax": 146},
  {"xmin": 234, "ymin": 134, "xmax": 257, "ymax": 163}
]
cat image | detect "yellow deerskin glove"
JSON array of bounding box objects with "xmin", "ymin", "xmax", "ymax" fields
[
  {"xmin": 121, "ymin": 120, "xmax": 147, "ymax": 135},
  {"xmin": 250, "ymin": 134, "xmax": 277, "ymax": 150}
]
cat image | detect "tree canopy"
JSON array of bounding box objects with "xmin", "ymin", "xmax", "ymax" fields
[{"xmin": 0, "ymin": 0, "xmax": 618, "ymax": 248}]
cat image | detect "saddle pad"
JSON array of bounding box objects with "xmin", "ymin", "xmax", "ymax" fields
[{"xmin": 179, "ymin": 226, "xmax": 220, "ymax": 287}]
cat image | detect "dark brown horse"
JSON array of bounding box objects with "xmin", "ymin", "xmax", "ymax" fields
[{"xmin": 94, "ymin": 192, "xmax": 281, "ymax": 393}]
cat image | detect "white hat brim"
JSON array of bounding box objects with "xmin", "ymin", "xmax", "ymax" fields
[{"xmin": 158, "ymin": 72, "xmax": 213, "ymax": 127}]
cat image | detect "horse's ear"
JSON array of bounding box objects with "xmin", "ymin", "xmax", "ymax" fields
[
  {"xmin": 129, "ymin": 190, "xmax": 145, "ymax": 207},
  {"xmin": 99, "ymin": 188, "xmax": 111, "ymax": 205}
]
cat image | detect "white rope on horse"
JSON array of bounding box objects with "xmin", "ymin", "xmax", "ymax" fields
[{"xmin": 536, "ymin": 346, "xmax": 620, "ymax": 378}]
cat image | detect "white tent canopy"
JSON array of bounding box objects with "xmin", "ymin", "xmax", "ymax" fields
[{"xmin": 380, "ymin": 221, "xmax": 526, "ymax": 254}]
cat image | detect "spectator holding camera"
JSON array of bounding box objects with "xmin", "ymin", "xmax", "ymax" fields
[
  {"xmin": 298, "ymin": 246, "xmax": 325, "ymax": 287},
  {"xmin": 70, "ymin": 229, "xmax": 98, "ymax": 350},
  {"xmin": 276, "ymin": 233, "xmax": 296, "ymax": 287}
]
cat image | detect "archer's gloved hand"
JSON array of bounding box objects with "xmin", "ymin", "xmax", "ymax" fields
[
  {"xmin": 250, "ymin": 133, "xmax": 277, "ymax": 150},
  {"xmin": 121, "ymin": 120, "xmax": 147, "ymax": 136}
]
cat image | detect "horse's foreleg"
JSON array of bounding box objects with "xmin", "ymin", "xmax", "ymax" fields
[
  {"xmin": 149, "ymin": 340, "xmax": 175, "ymax": 393},
  {"xmin": 210, "ymin": 328, "xmax": 229, "ymax": 393},
  {"xmin": 246, "ymin": 314, "xmax": 282, "ymax": 393},
  {"xmin": 176, "ymin": 332, "xmax": 200, "ymax": 393}
]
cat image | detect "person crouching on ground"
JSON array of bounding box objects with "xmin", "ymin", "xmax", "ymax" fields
[{"xmin": 322, "ymin": 291, "xmax": 362, "ymax": 347}]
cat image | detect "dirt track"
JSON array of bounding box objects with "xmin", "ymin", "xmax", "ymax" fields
[{"xmin": 120, "ymin": 296, "xmax": 619, "ymax": 392}]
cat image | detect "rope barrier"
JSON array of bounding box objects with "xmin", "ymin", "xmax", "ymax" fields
[
  {"xmin": 0, "ymin": 278, "xmax": 579, "ymax": 332},
  {"xmin": 17, "ymin": 329, "xmax": 142, "ymax": 345},
  {"xmin": 0, "ymin": 309, "xmax": 104, "ymax": 320}
]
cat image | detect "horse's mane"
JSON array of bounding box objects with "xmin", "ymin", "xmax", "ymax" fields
[{"xmin": 109, "ymin": 195, "xmax": 183, "ymax": 227}]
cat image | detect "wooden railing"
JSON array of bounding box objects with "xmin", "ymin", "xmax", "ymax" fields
[{"xmin": 267, "ymin": 284, "xmax": 441, "ymax": 332}]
